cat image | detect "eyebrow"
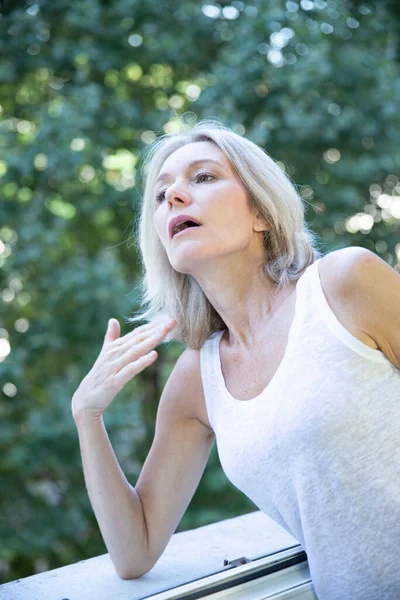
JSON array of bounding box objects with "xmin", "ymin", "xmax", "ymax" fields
[{"xmin": 155, "ymin": 159, "xmax": 227, "ymax": 185}]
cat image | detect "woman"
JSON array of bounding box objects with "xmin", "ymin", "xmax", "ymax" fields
[{"xmin": 72, "ymin": 120, "xmax": 400, "ymax": 599}]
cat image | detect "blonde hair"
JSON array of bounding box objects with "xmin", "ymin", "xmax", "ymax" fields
[{"xmin": 127, "ymin": 118, "xmax": 323, "ymax": 349}]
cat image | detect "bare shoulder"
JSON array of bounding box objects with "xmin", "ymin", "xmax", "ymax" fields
[
  {"xmin": 317, "ymin": 247, "xmax": 365, "ymax": 295},
  {"xmin": 317, "ymin": 247, "xmax": 379, "ymax": 349},
  {"xmin": 318, "ymin": 246, "xmax": 371, "ymax": 283},
  {"xmin": 167, "ymin": 347, "xmax": 213, "ymax": 435}
]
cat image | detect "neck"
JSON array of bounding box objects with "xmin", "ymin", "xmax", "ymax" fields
[{"xmin": 192, "ymin": 256, "xmax": 296, "ymax": 351}]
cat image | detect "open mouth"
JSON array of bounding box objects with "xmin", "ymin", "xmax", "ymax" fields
[{"xmin": 172, "ymin": 220, "xmax": 201, "ymax": 237}]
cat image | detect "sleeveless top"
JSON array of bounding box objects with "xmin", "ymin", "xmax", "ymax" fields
[{"xmin": 199, "ymin": 258, "xmax": 400, "ymax": 600}]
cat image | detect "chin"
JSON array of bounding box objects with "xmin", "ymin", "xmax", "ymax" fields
[
  {"xmin": 167, "ymin": 241, "xmax": 238, "ymax": 273},
  {"xmin": 170, "ymin": 260, "xmax": 194, "ymax": 276},
  {"xmin": 168, "ymin": 252, "xmax": 209, "ymax": 276},
  {"xmin": 168, "ymin": 244, "xmax": 203, "ymax": 273}
]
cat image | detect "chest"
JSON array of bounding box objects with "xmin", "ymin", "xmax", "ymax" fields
[
  {"xmin": 220, "ymin": 329, "xmax": 290, "ymax": 401},
  {"xmin": 218, "ymin": 294, "xmax": 378, "ymax": 403}
]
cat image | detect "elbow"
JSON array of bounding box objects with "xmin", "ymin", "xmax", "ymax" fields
[
  {"xmin": 115, "ymin": 561, "xmax": 154, "ymax": 580},
  {"xmin": 117, "ymin": 570, "xmax": 143, "ymax": 580}
]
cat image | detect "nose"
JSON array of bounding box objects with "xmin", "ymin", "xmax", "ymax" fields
[{"xmin": 166, "ymin": 182, "xmax": 191, "ymax": 208}]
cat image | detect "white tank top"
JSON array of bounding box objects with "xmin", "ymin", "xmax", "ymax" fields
[{"xmin": 200, "ymin": 258, "xmax": 400, "ymax": 600}]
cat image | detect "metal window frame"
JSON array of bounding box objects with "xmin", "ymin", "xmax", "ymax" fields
[{"xmin": 142, "ymin": 545, "xmax": 317, "ymax": 600}]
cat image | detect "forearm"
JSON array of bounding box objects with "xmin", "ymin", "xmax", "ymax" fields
[{"xmin": 74, "ymin": 414, "xmax": 150, "ymax": 578}]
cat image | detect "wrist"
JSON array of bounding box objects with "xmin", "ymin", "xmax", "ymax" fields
[{"xmin": 72, "ymin": 403, "xmax": 104, "ymax": 427}]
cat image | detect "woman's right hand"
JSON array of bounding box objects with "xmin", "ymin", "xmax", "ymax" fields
[{"xmin": 71, "ymin": 316, "xmax": 176, "ymax": 422}]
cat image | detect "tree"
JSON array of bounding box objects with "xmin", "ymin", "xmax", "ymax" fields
[{"xmin": 1, "ymin": 0, "xmax": 399, "ymax": 583}]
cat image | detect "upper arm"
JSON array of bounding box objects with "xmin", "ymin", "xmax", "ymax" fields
[
  {"xmin": 134, "ymin": 347, "xmax": 215, "ymax": 571},
  {"xmin": 321, "ymin": 247, "xmax": 400, "ymax": 369}
]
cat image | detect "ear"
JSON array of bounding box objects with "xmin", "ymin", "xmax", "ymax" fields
[{"xmin": 252, "ymin": 211, "xmax": 269, "ymax": 233}]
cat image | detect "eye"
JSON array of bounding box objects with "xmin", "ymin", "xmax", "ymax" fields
[
  {"xmin": 156, "ymin": 188, "xmax": 166, "ymax": 203},
  {"xmin": 155, "ymin": 172, "xmax": 215, "ymax": 203},
  {"xmin": 196, "ymin": 172, "xmax": 215, "ymax": 183}
]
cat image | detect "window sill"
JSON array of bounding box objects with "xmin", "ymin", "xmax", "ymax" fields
[{"xmin": 2, "ymin": 510, "xmax": 316, "ymax": 599}]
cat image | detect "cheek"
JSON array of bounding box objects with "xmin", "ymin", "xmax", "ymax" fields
[
  {"xmin": 215, "ymin": 205, "xmax": 255, "ymax": 246},
  {"xmin": 153, "ymin": 209, "xmax": 165, "ymax": 242},
  {"xmin": 217, "ymin": 184, "xmax": 251, "ymax": 213},
  {"xmin": 218, "ymin": 197, "xmax": 253, "ymax": 231}
]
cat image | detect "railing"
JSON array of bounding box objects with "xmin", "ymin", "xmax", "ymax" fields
[{"xmin": 1, "ymin": 510, "xmax": 317, "ymax": 599}]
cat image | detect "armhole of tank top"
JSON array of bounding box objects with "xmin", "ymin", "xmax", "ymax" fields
[{"xmin": 309, "ymin": 258, "xmax": 389, "ymax": 364}]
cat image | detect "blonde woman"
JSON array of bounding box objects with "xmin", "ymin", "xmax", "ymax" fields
[{"xmin": 72, "ymin": 120, "xmax": 400, "ymax": 599}]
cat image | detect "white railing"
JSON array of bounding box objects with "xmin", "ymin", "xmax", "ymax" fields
[{"xmin": 1, "ymin": 511, "xmax": 317, "ymax": 600}]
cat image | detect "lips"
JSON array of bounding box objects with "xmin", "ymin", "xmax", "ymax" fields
[{"xmin": 169, "ymin": 215, "xmax": 201, "ymax": 239}]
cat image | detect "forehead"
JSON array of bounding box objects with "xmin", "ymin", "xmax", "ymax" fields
[{"xmin": 156, "ymin": 141, "xmax": 231, "ymax": 184}]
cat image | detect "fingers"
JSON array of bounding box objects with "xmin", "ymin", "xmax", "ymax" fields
[
  {"xmin": 114, "ymin": 350, "xmax": 159, "ymax": 387},
  {"xmin": 73, "ymin": 318, "xmax": 175, "ymax": 419},
  {"xmin": 107, "ymin": 316, "xmax": 175, "ymax": 348},
  {"xmin": 103, "ymin": 318, "xmax": 121, "ymax": 345},
  {"xmin": 106, "ymin": 317, "xmax": 175, "ymax": 382},
  {"xmin": 118, "ymin": 324, "xmax": 171, "ymax": 365}
]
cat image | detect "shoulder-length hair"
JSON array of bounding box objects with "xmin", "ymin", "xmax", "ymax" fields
[{"xmin": 127, "ymin": 118, "xmax": 323, "ymax": 349}]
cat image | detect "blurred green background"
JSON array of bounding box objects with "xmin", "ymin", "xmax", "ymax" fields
[{"xmin": 1, "ymin": 0, "xmax": 399, "ymax": 584}]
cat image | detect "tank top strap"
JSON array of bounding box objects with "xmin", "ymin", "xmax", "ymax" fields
[
  {"xmin": 283, "ymin": 258, "xmax": 318, "ymax": 342},
  {"xmin": 199, "ymin": 329, "xmax": 225, "ymax": 430}
]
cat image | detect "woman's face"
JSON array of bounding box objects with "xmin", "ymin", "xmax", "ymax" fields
[{"xmin": 153, "ymin": 141, "xmax": 267, "ymax": 275}]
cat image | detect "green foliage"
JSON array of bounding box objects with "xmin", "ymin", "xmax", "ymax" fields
[{"xmin": 1, "ymin": 0, "xmax": 399, "ymax": 584}]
